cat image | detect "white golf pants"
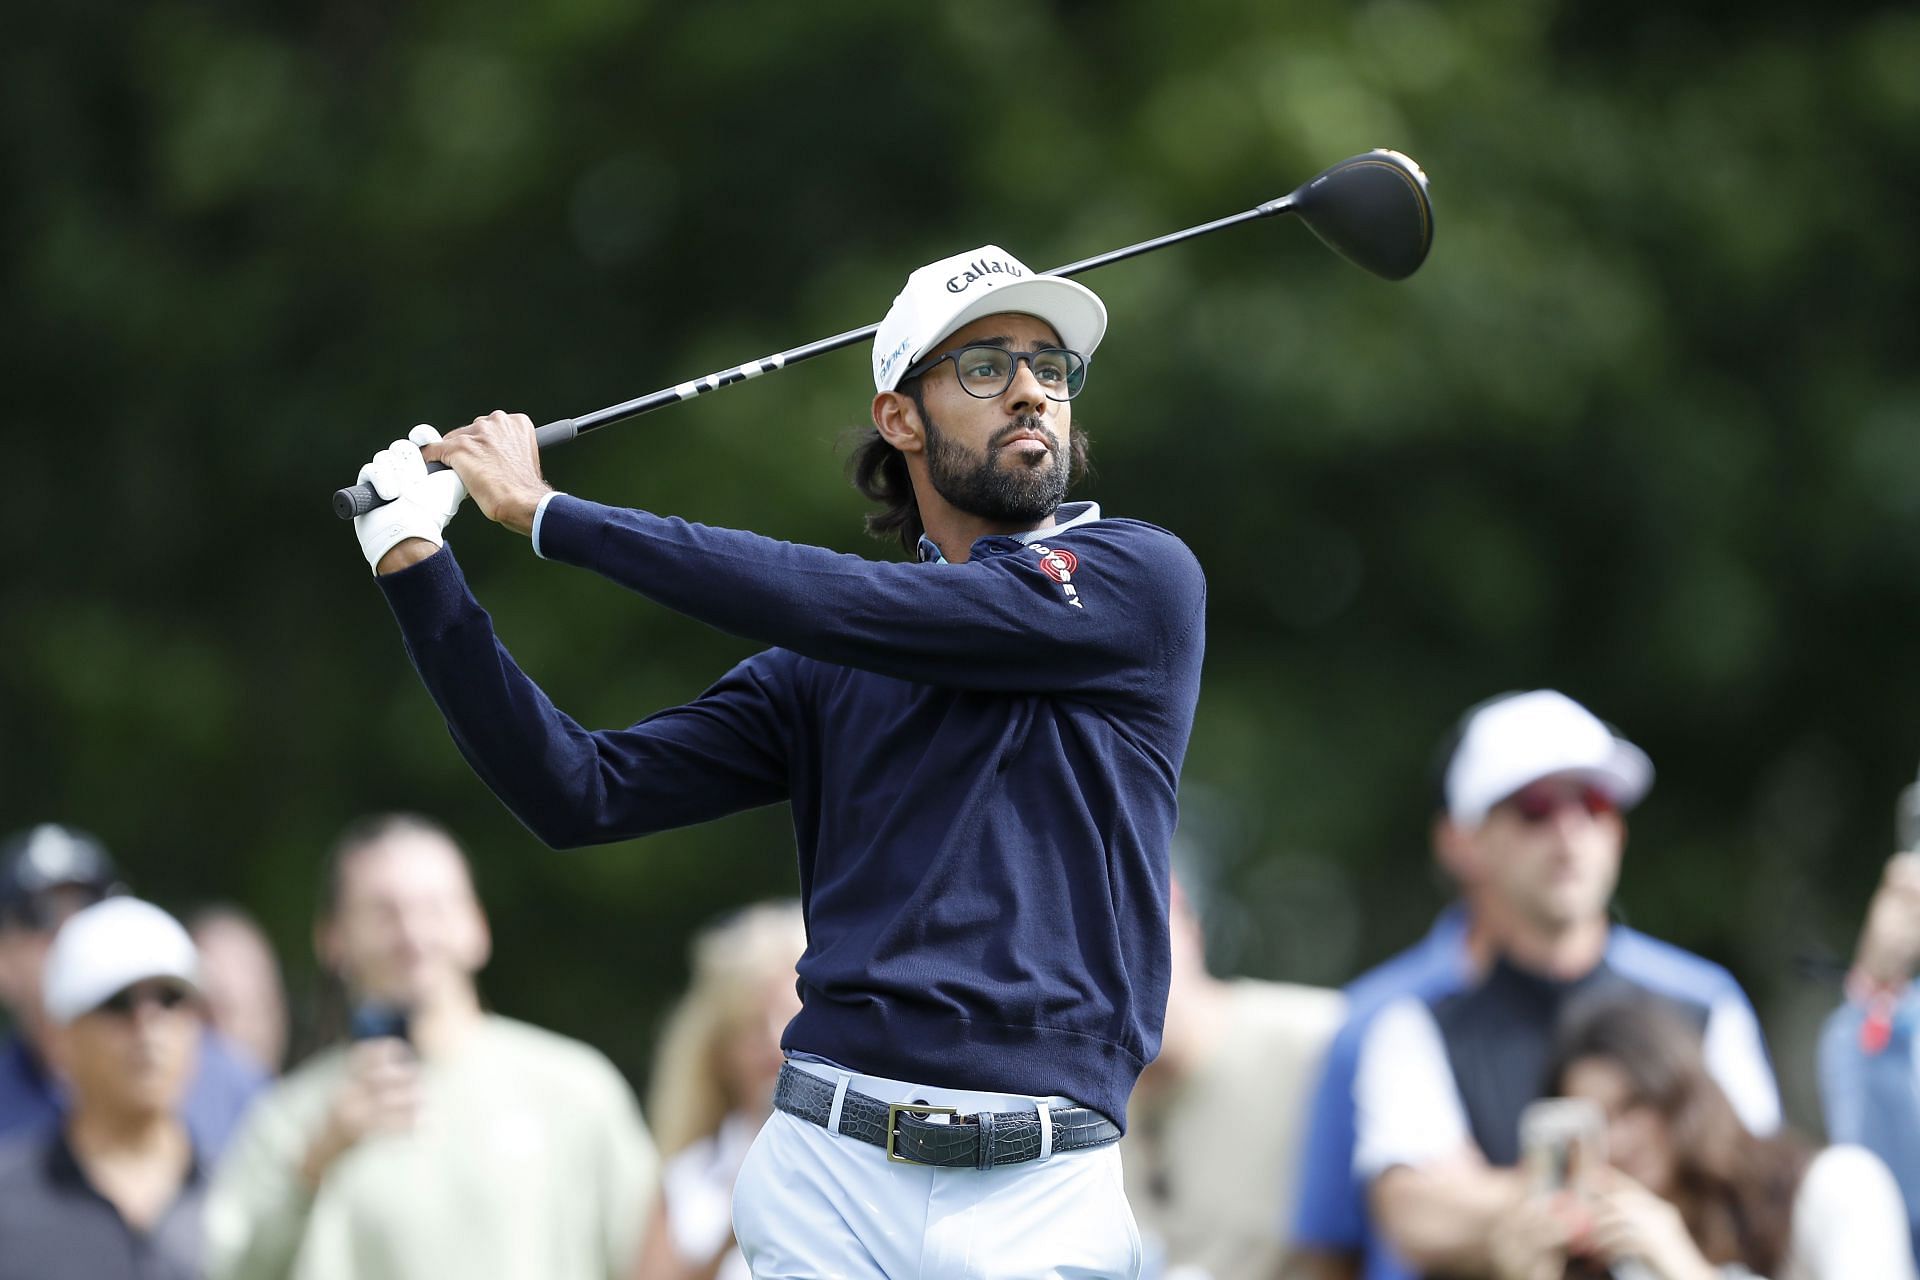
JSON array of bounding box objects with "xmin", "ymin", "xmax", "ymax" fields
[{"xmin": 732, "ymin": 1060, "xmax": 1142, "ymax": 1280}]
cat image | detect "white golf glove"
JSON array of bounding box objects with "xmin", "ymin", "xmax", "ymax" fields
[{"xmin": 353, "ymin": 424, "xmax": 469, "ymax": 574}]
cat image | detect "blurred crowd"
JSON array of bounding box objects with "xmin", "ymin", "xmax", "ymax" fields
[{"xmin": 4, "ymin": 690, "xmax": 1920, "ymax": 1279}]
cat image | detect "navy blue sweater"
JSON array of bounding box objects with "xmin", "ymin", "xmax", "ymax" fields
[{"xmin": 377, "ymin": 494, "xmax": 1207, "ymax": 1127}]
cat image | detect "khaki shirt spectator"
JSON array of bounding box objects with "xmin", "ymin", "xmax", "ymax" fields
[
  {"xmin": 206, "ymin": 1014, "xmax": 654, "ymax": 1280},
  {"xmin": 1124, "ymin": 978, "xmax": 1343, "ymax": 1280}
]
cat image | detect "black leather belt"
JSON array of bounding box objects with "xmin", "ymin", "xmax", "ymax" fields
[{"xmin": 773, "ymin": 1062, "xmax": 1121, "ymax": 1170}]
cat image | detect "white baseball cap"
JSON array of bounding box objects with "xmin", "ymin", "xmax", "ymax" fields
[
  {"xmin": 871, "ymin": 245, "xmax": 1108, "ymax": 392},
  {"xmin": 1444, "ymin": 690, "xmax": 1653, "ymax": 826},
  {"xmin": 43, "ymin": 897, "xmax": 200, "ymax": 1025}
]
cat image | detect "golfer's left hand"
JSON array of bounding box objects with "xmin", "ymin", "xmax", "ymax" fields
[
  {"xmin": 354, "ymin": 425, "xmax": 469, "ymax": 576},
  {"xmin": 424, "ymin": 410, "xmax": 554, "ymax": 537}
]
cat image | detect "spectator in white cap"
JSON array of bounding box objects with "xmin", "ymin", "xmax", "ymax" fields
[
  {"xmin": 0, "ymin": 823, "xmax": 266, "ymax": 1159},
  {"xmin": 0, "ymin": 897, "xmax": 210, "ymax": 1280},
  {"xmin": 1286, "ymin": 690, "xmax": 1781, "ymax": 1280}
]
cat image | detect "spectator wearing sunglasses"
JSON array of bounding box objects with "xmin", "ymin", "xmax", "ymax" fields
[
  {"xmin": 0, "ymin": 897, "xmax": 210, "ymax": 1280},
  {"xmin": 0, "ymin": 825, "xmax": 266, "ymax": 1159},
  {"xmin": 1286, "ymin": 691, "xmax": 1780, "ymax": 1280}
]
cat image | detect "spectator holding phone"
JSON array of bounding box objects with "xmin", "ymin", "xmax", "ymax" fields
[
  {"xmin": 206, "ymin": 814, "xmax": 658, "ymax": 1280},
  {"xmin": 1491, "ymin": 994, "xmax": 1913, "ymax": 1280}
]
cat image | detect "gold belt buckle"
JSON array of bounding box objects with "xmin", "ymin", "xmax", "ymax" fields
[{"xmin": 886, "ymin": 1101, "xmax": 958, "ymax": 1164}]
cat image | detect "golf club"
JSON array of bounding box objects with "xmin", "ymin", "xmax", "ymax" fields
[{"xmin": 332, "ymin": 148, "xmax": 1432, "ymax": 519}]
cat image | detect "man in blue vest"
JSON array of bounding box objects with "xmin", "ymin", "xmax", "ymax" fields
[
  {"xmin": 348, "ymin": 245, "xmax": 1207, "ymax": 1276},
  {"xmin": 1287, "ymin": 691, "xmax": 1780, "ymax": 1279}
]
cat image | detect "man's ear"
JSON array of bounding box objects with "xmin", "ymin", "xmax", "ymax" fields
[
  {"xmin": 1433, "ymin": 814, "xmax": 1481, "ymax": 886},
  {"xmin": 872, "ymin": 390, "xmax": 924, "ymax": 454}
]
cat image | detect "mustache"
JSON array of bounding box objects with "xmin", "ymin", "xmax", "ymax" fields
[{"xmin": 989, "ymin": 417, "xmax": 1058, "ymax": 453}]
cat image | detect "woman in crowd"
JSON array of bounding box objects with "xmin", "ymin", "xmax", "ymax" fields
[
  {"xmin": 633, "ymin": 901, "xmax": 805, "ymax": 1280},
  {"xmin": 1491, "ymin": 994, "xmax": 1914, "ymax": 1280}
]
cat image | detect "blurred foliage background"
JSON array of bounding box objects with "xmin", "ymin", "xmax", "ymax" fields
[{"xmin": 5, "ymin": 0, "xmax": 1918, "ymax": 1127}]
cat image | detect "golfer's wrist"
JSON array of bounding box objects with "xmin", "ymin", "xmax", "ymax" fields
[
  {"xmin": 493, "ymin": 484, "xmax": 555, "ymax": 538},
  {"xmin": 376, "ymin": 538, "xmax": 441, "ymax": 576}
]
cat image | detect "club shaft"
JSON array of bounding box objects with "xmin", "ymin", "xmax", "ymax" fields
[
  {"xmin": 333, "ymin": 195, "xmax": 1298, "ymax": 517},
  {"xmin": 579, "ymin": 200, "xmax": 1292, "ymax": 435},
  {"xmin": 1046, "ymin": 201, "xmax": 1290, "ymax": 278},
  {"xmin": 573, "ymin": 321, "xmax": 880, "ymax": 435}
]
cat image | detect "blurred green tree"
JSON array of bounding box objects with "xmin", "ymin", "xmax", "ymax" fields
[{"xmin": 4, "ymin": 0, "xmax": 1916, "ymax": 1122}]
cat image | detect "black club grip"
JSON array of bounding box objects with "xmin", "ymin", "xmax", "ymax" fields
[
  {"xmin": 333, "ymin": 462, "xmax": 451, "ymax": 519},
  {"xmin": 331, "ymin": 419, "xmax": 579, "ymax": 519}
]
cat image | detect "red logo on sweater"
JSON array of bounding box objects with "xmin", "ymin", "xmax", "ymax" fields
[{"xmin": 1030, "ymin": 545, "xmax": 1083, "ymax": 608}]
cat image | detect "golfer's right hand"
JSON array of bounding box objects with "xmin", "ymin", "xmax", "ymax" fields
[
  {"xmin": 420, "ymin": 410, "xmax": 553, "ymax": 537},
  {"xmin": 353, "ymin": 425, "xmax": 469, "ymax": 576},
  {"xmin": 300, "ymin": 1039, "xmax": 421, "ymax": 1188}
]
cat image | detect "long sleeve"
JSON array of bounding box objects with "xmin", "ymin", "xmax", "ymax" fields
[
  {"xmin": 377, "ymin": 544, "xmax": 794, "ymax": 849},
  {"xmin": 204, "ymin": 1081, "xmax": 323, "ymax": 1280},
  {"xmin": 532, "ymin": 497, "xmax": 1206, "ymax": 704},
  {"xmin": 1819, "ymin": 988, "xmax": 1920, "ymax": 1253}
]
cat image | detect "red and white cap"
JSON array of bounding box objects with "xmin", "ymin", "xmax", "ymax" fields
[
  {"xmin": 1444, "ymin": 690, "xmax": 1653, "ymax": 826},
  {"xmin": 872, "ymin": 245, "xmax": 1108, "ymax": 392}
]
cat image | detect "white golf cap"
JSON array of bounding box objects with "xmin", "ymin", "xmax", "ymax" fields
[
  {"xmin": 1444, "ymin": 690, "xmax": 1653, "ymax": 827},
  {"xmin": 42, "ymin": 897, "xmax": 199, "ymax": 1025},
  {"xmin": 872, "ymin": 244, "xmax": 1108, "ymax": 392}
]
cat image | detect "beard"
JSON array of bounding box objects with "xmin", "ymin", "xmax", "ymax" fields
[{"xmin": 922, "ymin": 410, "xmax": 1069, "ymax": 525}]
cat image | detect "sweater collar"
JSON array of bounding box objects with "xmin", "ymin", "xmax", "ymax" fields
[{"xmin": 916, "ymin": 501, "xmax": 1103, "ymax": 565}]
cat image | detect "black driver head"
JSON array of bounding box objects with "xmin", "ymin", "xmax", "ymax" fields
[{"xmin": 1287, "ymin": 149, "xmax": 1434, "ymax": 281}]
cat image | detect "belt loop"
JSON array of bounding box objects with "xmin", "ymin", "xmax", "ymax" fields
[
  {"xmin": 827, "ymin": 1076, "xmax": 851, "ymax": 1136},
  {"xmin": 976, "ymin": 1110, "xmax": 997, "ymax": 1171},
  {"xmin": 1036, "ymin": 1102, "xmax": 1053, "ymax": 1163}
]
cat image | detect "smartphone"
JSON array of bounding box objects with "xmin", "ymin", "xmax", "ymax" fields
[
  {"xmin": 1519, "ymin": 1097, "xmax": 1606, "ymax": 1193},
  {"xmin": 348, "ymin": 1002, "xmax": 411, "ymax": 1044}
]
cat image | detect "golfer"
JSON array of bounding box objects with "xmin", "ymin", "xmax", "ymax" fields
[{"xmin": 351, "ymin": 246, "xmax": 1206, "ymax": 1278}]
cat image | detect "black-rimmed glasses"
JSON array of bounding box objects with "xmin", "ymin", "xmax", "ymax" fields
[{"xmin": 899, "ymin": 345, "xmax": 1088, "ymax": 401}]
